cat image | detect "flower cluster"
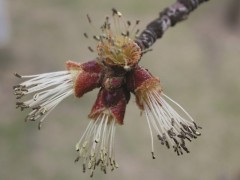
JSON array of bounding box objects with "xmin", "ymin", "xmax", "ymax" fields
[{"xmin": 13, "ymin": 8, "xmax": 201, "ymax": 176}]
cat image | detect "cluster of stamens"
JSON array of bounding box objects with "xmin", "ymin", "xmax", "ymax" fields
[
  {"xmin": 74, "ymin": 113, "xmax": 118, "ymax": 177},
  {"xmin": 144, "ymin": 91, "xmax": 201, "ymax": 157},
  {"xmin": 84, "ymin": 8, "xmax": 142, "ymax": 70},
  {"xmin": 13, "ymin": 71, "xmax": 73, "ymax": 129}
]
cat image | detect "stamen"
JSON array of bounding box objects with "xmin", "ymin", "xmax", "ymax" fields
[
  {"xmin": 14, "ymin": 73, "xmax": 22, "ymax": 78},
  {"xmin": 151, "ymin": 151, "xmax": 156, "ymax": 159},
  {"xmin": 87, "ymin": 14, "xmax": 92, "ymax": 24},
  {"xmin": 93, "ymin": 35, "xmax": 100, "ymax": 41},
  {"xmin": 13, "ymin": 71, "xmax": 74, "ymax": 128},
  {"xmin": 84, "ymin": 33, "xmax": 88, "ymax": 38},
  {"xmin": 141, "ymin": 89, "xmax": 201, "ymax": 156},
  {"xmin": 112, "ymin": 8, "xmax": 122, "ymax": 17},
  {"xmin": 75, "ymin": 113, "xmax": 118, "ymax": 176},
  {"xmin": 88, "ymin": 46, "xmax": 94, "ymax": 52}
]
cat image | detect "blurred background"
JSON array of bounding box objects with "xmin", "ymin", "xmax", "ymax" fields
[{"xmin": 1, "ymin": 0, "xmax": 240, "ymax": 179}]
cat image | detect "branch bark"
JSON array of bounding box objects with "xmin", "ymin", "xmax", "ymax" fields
[{"xmin": 135, "ymin": 0, "xmax": 210, "ymax": 50}]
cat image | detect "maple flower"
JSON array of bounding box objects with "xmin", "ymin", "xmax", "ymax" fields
[{"xmin": 13, "ymin": 7, "xmax": 202, "ymax": 176}]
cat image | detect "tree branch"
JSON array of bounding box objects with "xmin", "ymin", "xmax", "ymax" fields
[{"xmin": 135, "ymin": 0, "xmax": 210, "ymax": 50}]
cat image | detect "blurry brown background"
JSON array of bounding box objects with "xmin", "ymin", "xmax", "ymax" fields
[{"xmin": 1, "ymin": 0, "xmax": 240, "ymax": 179}]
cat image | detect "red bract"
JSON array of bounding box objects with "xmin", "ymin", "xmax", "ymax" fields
[
  {"xmin": 126, "ymin": 65, "xmax": 161, "ymax": 109},
  {"xmin": 66, "ymin": 60, "xmax": 104, "ymax": 97},
  {"xmin": 89, "ymin": 87, "xmax": 130, "ymax": 125}
]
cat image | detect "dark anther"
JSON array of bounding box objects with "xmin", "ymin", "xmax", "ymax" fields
[
  {"xmin": 93, "ymin": 35, "xmax": 100, "ymax": 41},
  {"xmin": 179, "ymin": 147, "xmax": 183, "ymax": 155},
  {"xmin": 121, "ymin": 32, "xmax": 127, "ymax": 37},
  {"xmin": 38, "ymin": 122, "xmax": 42, "ymax": 130},
  {"xmin": 193, "ymin": 122, "xmax": 202, "ymax": 129},
  {"xmin": 180, "ymin": 122, "xmax": 191, "ymax": 133},
  {"xmin": 74, "ymin": 156, "xmax": 80, "ymax": 163},
  {"xmin": 90, "ymin": 171, "xmax": 94, "ymax": 177},
  {"xmin": 136, "ymin": 20, "xmax": 140, "ymax": 25},
  {"xmin": 16, "ymin": 102, "xmax": 24, "ymax": 106},
  {"xmin": 96, "ymin": 159, "xmax": 102, "ymax": 166},
  {"xmin": 168, "ymin": 128, "xmax": 176, "ymax": 137},
  {"xmin": 127, "ymin": 20, "xmax": 131, "ymax": 26},
  {"xmin": 181, "ymin": 144, "xmax": 190, "ymax": 153},
  {"xmin": 171, "ymin": 118, "xmax": 175, "ymax": 126},
  {"xmin": 83, "ymin": 163, "xmax": 86, "ymax": 173},
  {"xmin": 141, "ymin": 49, "xmax": 152, "ymax": 56},
  {"xmin": 180, "ymin": 130, "xmax": 192, "ymax": 141},
  {"xmin": 157, "ymin": 134, "xmax": 164, "ymax": 145},
  {"xmin": 83, "ymin": 33, "xmax": 88, "ymax": 38},
  {"xmin": 174, "ymin": 146, "xmax": 180, "ymax": 156},
  {"xmin": 112, "ymin": 8, "xmax": 118, "ymax": 15},
  {"xmin": 86, "ymin": 14, "xmax": 92, "ymax": 24},
  {"xmin": 185, "ymin": 135, "xmax": 191, "ymax": 142},
  {"xmin": 186, "ymin": 131, "xmax": 195, "ymax": 139},
  {"xmin": 14, "ymin": 73, "xmax": 22, "ymax": 78},
  {"xmin": 177, "ymin": 134, "xmax": 185, "ymax": 139},
  {"xmin": 162, "ymin": 133, "xmax": 167, "ymax": 141},
  {"xmin": 180, "ymin": 128, "xmax": 186, "ymax": 135},
  {"xmin": 189, "ymin": 126, "xmax": 201, "ymax": 136},
  {"xmin": 88, "ymin": 46, "xmax": 94, "ymax": 52},
  {"xmin": 172, "ymin": 137, "xmax": 179, "ymax": 146},
  {"xmin": 180, "ymin": 137, "xmax": 185, "ymax": 146},
  {"xmin": 113, "ymin": 160, "xmax": 118, "ymax": 168},
  {"xmin": 32, "ymin": 106, "xmax": 41, "ymax": 110},
  {"xmin": 151, "ymin": 152, "xmax": 156, "ymax": 159},
  {"xmin": 103, "ymin": 168, "xmax": 107, "ymax": 174},
  {"xmin": 193, "ymin": 121, "xmax": 198, "ymax": 129},
  {"xmin": 165, "ymin": 140, "xmax": 170, "ymax": 149},
  {"xmin": 126, "ymin": 30, "xmax": 130, "ymax": 37},
  {"xmin": 13, "ymin": 85, "xmax": 20, "ymax": 89},
  {"xmin": 135, "ymin": 29, "xmax": 140, "ymax": 34}
]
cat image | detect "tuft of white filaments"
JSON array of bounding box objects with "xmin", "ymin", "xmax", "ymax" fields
[
  {"xmin": 13, "ymin": 71, "xmax": 74, "ymax": 129},
  {"xmin": 143, "ymin": 90, "xmax": 201, "ymax": 158},
  {"xmin": 75, "ymin": 113, "xmax": 118, "ymax": 177}
]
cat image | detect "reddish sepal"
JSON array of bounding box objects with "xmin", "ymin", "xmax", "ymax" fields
[
  {"xmin": 74, "ymin": 72, "xmax": 102, "ymax": 97},
  {"xmin": 66, "ymin": 60, "xmax": 81, "ymax": 71},
  {"xmin": 89, "ymin": 88, "xmax": 130, "ymax": 125},
  {"xmin": 66, "ymin": 60, "xmax": 105, "ymax": 98},
  {"xmin": 126, "ymin": 65, "xmax": 154, "ymax": 92},
  {"xmin": 81, "ymin": 60, "xmax": 104, "ymax": 74}
]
